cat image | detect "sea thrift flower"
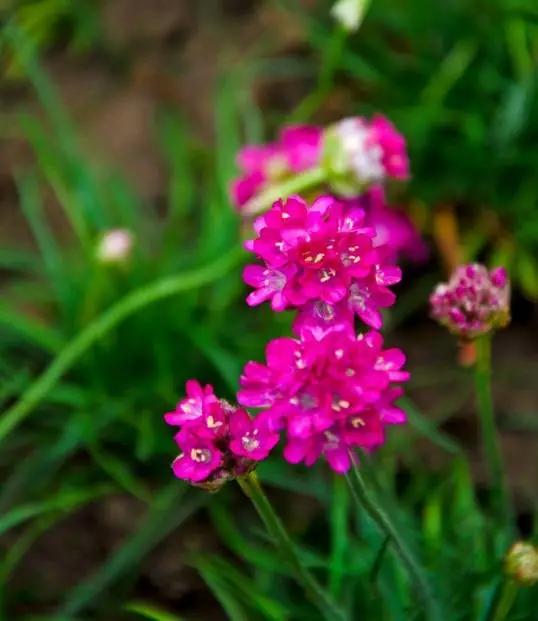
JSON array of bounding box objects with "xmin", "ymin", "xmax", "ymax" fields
[
  {"xmin": 323, "ymin": 115, "xmax": 409, "ymax": 195},
  {"xmin": 238, "ymin": 329, "xmax": 408, "ymax": 473},
  {"xmin": 505, "ymin": 541, "xmax": 538, "ymax": 586},
  {"xmin": 430, "ymin": 264, "xmax": 510, "ymax": 339},
  {"xmin": 96, "ymin": 229, "xmax": 134, "ymax": 264},
  {"xmin": 231, "ymin": 125, "xmax": 322, "ymax": 210},
  {"xmin": 165, "ymin": 381, "xmax": 279, "ymax": 490},
  {"xmin": 349, "ymin": 186, "xmax": 428, "ymax": 264},
  {"xmin": 243, "ymin": 195, "xmax": 401, "ymax": 332}
]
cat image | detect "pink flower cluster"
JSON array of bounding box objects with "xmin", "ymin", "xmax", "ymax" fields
[
  {"xmin": 231, "ymin": 125, "xmax": 322, "ymax": 210},
  {"xmin": 165, "ymin": 112, "xmax": 414, "ymax": 483},
  {"xmin": 430, "ymin": 263, "xmax": 510, "ymax": 339},
  {"xmin": 238, "ymin": 329, "xmax": 408, "ymax": 473},
  {"xmin": 231, "ymin": 116, "xmax": 425, "ymax": 265},
  {"xmin": 165, "ymin": 380, "xmax": 278, "ymax": 489},
  {"xmin": 243, "ymin": 195, "xmax": 402, "ymax": 333}
]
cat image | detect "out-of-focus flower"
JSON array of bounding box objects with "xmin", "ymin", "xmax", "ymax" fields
[
  {"xmin": 238, "ymin": 329, "xmax": 408, "ymax": 473},
  {"xmin": 165, "ymin": 381, "xmax": 279, "ymax": 490},
  {"xmin": 430, "ymin": 263, "xmax": 510, "ymax": 339},
  {"xmin": 243, "ymin": 195, "xmax": 401, "ymax": 333},
  {"xmin": 331, "ymin": 0, "xmax": 371, "ymax": 32},
  {"xmin": 96, "ymin": 229, "xmax": 134, "ymax": 264},
  {"xmin": 505, "ymin": 541, "xmax": 538, "ymax": 586},
  {"xmin": 323, "ymin": 116, "xmax": 409, "ymax": 196},
  {"xmin": 231, "ymin": 125, "xmax": 323, "ymax": 211},
  {"xmin": 349, "ymin": 186, "xmax": 428, "ymax": 264}
]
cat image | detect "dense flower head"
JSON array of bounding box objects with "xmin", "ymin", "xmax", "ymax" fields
[
  {"xmin": 231, "ymin": 125, "xmax": 323, "ymax": 210},
  {"xmin": 323, "ymin": 115, "xmax": 409, "ymax": 195},
  {"xmin": 238, "ymin": 328, "xmax": 409, "ymax": 473},
  {"xmin": 165, "ymin": 380, "xmax": 279, "ymax": 490},
  {"xmin": 243, "ymin": 195, "xmax": 401, "ymax": 333},
  {"xmin": 430, "ymin": 263, "xmax": 510, "ymax": 339}
]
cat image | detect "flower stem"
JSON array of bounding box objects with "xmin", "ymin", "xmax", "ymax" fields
[
  {"xmin": 486, "ymin": 579, "xmax": 519, "ymax": 621},
  {"xmin": 0, "ymin": 248, "xmax": 244, "ymax": 444},
  {"xmin": 238, "ymin": 472, "xmax": 348, "ymax": 621},
  {"xmin": 346, "ymin": 464, "xmax": 442, "ymax": 621},
  {"xmin": 242, "ymin": 167, "xmax": 326, "ymax": 215},
  {"xmin": 329, "ymin": 473, "xmax": 349, "ymax": 598},
  {"xmin": 474, "ymin": 334, "xmax": 509, "ymax": 525}
]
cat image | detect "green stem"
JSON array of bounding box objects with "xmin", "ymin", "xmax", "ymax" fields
[
  {"xmin": 346, "ymin": 464, "xmax": 441, "ymax": 621},
  {"xmin": 0, "ymin": 249, "xmax": 243, "ymax": 444},
  {"xmin": 329, "ymin": 473, "xmax": 349, "ymax": 598},
  {"xmin": 474, "ymin": 335, "xmax": 509, "ymax": 523},
  {"xmin": 242, "ymin": 167, "xmax": 326, "ymax": 215},
  {"xmin": 487, "ymin": 579, "xmax": 519, "ymax": 621},
  {"xmin": 238, "ymin": 472, "xmax": 348, "ymax": 621}
]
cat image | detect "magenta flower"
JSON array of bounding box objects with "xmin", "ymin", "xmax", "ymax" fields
[
  {"xmin": 238, "ymin": 328, "xmax": 409, "ymax": 473},
  {"xmin": 165, "ymin": 381, "xmax": 279, "ymax": 490},
  {"xmin": 243, "ymin": 195, "xmax": 401, "ymax": 333},
  {"xmin": 430, "ymin": 263, "xmax": 510, "ymax": 339},
  {"xmin": 323, "ymin": 115, "xmax": 409, "ymax": 195},
  {"xmin": 164, "ymin": 380, "xmax": 218, "ymax": 427},
  {"xmin": 230, "ymin": 125, "xmax": 323, "ymax": 210},
  {"xmin": 348, "ymin": 186, "xmax": 428, "ymax": 264}
]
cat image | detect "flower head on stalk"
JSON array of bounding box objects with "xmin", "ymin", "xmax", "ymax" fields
[
  {"xmin": 238, "ymin": 328, "xmax": 408, "ymax": 473},
  {"xmin": 323, "ymin": 115, "xmax": 409, "ymax": 195},
  {"xmin": 165, "ymin": 381, "xmax": 279, "ymax": 491},
  {"xmin": 243, "ymin": 195, "xmax": 401, "ymax": 333},
  {"xmin": 505, "ymin": 541, "xmax": 538, "ymax": 586},
  {"xmin": 231, "ymin": 125, "xmax": 323, "ymax": 210},
  {"xmin": 430, "ymin": 263, "xmax": 510, "ymax": 339}
]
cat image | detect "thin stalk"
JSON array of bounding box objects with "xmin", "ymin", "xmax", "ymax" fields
[
  {"xmin": 238, "ymin": 472, "xmax": 348, "ymax": 621},
  {"xmin": 346, "ymin": 464, "xmax": 441, "ymax": 621},
  {"xmin": 329, "ymin": 474, "xmax": 349, "ymax": 598},
  {"xmin": 0, "ymin": 249, "xmax": 243, "ymax": 444},
  {"xmin": 486, "ymin": 579, "xmax": 519, "ymax": 621},
  {"xmin": 242, "ymin": 167, "xmax": 326, "ymax": 215},
  {"xmin": 474, "ymin": 335, "xmax": 509, "ymax": 524}
]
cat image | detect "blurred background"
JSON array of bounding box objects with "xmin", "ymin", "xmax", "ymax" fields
[{"xmin": 0, "ymin": 1, "xmax": 537, "ymax": 619}]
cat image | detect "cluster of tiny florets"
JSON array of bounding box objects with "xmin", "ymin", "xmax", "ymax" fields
[
  {"xmin": 430, "ymin": 263, "xmax": 510, "ymax": 339},
  {"xmin": 165, "ymin": 380, "xmax": 278, "ymax": 490},
  {"xmin": 243, "ymin": 194, "xmax": 402, "ymax": 334},
  {"xmin": 238, "ymin": 329, "xmax": 408, "ymax": 473},
  {"xmin": 165, "ymin": 113, "xmax": 415, "ymax": 482}
]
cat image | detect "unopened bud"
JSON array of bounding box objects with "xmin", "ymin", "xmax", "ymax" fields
[
  {"xmin": 505, "ymin": 541, "xmax": 538, "ymax": 586},
  {"xmin": 96, "ymin": 229, "xmax": 134, "ymax": 264}
]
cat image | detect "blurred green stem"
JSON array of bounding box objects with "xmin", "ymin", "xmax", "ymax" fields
[
  {"xmin": 238, "ymin": 472, "xmax": 348, "ymax": 621},
  {"xmin": 329, "ymin": 473, "xmax": 349, "ymax": 597},
  {"xmin": 346, "ymin": 463, "xmax": 442, "ymax": 621},
  {"xmin": 0, "ymin": 248, "xmax": 243, "ymax": 444},
  {"xmin": 474, "ymin": 335, "xmax": 509, "ymax": 523},
  {"xmin": 487, "ymin": 579, "xmax": 519, "ymax": 621},
  {"xmin": 242, "ymin": 167, "xmax": 325, "ymax": 215}
]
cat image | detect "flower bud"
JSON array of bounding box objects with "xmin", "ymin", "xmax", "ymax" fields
[
  {"xmin": 430, "ymin": 263, "xmax": 510, "ymax": 339},
  {"xmin": 96, "ymin": 229, "xmax": 134, "ymax": 264},
  {"xmin": 331, "ymin": 0, "xmax": 370, "ymax": 32},
  {"xmin": 505, "ymin": 541, "xmax": 538, "ymax": 586}
]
